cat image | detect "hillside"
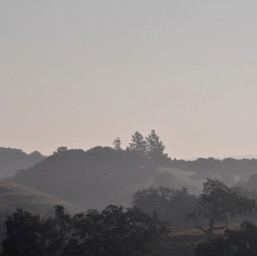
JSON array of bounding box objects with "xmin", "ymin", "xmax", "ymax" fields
[
  {"xmin": 171, "ymin": 157, "xmax": 257, "ymax": 185},
  {"xmin": 12, "ymin": 147, "xmax": 257, "ymax": 210},
  {"xmin": 0, "ymin": 147, "xmax": 44, "ymax": 178},
  {"xmin": 0, "ymin": 179, "xmax": 85, "ymax": 216},
  {"xmin": 12, "ymin": 147, "xmax": 204, "ymax": 209}
]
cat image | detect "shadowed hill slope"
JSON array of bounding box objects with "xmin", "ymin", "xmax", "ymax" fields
[
  {"xmin": 13, "ymin": 147, "xmax": 257, "ymax": 210},
  {"xmin": 13, "ymin": 147, "xmax": 203, "ymax": 209}
]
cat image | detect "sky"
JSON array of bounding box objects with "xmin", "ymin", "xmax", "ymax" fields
[{"xmin": 1, "ymin": 1, "xmax": 257, "ymax": 159}]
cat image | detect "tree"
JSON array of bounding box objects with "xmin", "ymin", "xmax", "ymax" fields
[
  {"xmin": 128, "ymin": 131, "xmax": 147, "ymax": 165},
  {"xmin": 145, "ymin": 130, "xmax": 168, "ymax": 166},
  {"xmin": 194, "ymin": 221, "xmax": 257, "ymax": 256},
  {"xmin": 113, "ymin": 137, "xmax": 122, "ymax": 151},
  {"xmin": 129, "ymin": 131, "xmax": 147, "ymax": 153},
  {"xmin": 56, "ymin": 147, "xmax": 68, "ymax": 153},
  {"xmin": 188, "ymin": 179, "xmax": 256, "ymax": 238},
  {"xmin": 132, "ymin": 187, "xmax": 198, "ymax": 231},
  {"xmin": 2, "ymin": 205, "xmax": 169, "ymax": 256},
  {"xmin": 2, "ymin": 206, "xmax": 72, "ymax": 256},
  {"xmin": 70, "ymin": 205, "xmax": 170, "ymax": 256},
  {"xmin": 2, "ymin": 209, "xmax": 44, "ymax": 256},
  {"xmin": 43, "ymin": 205, "xmax": 72, "ymax": 255}
]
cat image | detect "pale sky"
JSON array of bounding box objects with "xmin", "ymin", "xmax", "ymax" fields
[{"xmin": 1, "ymin": 1, "xmax": 257, "ymax": 159}]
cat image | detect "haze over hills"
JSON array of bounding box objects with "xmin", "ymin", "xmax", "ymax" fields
[
  {"xmin": 2, "ymin": 131, "xmax": 257, "ymax": 212},
  {"xmin": 13, "ymin": 147, "xmax": 161, "ymax": 209},
  {"xmin": 0, "ymin": 147, "xmax": 44, "ymax": 178},
  {"xmin": 0, "ymin": 179, "xmax": 85, "ymax": 216},
  {"xmin": 10, "ymin": 145, "xmax": 257, "ymax": 210},
  {"xmin": 0, "ymin": 179, "xmax": 86, "ymax": 249},
  {"xmin": 2, "ymin": 141, "xmax": 257, "ymax": 256}
]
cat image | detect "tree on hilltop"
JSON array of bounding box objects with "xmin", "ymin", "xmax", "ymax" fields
[
  {"xmin": 113, "ymin": 137, "xmax": 122, "ymax": 151},
  {"xmin": 145, "ymin": 130, "xmax": 168, "ymax": 166},
  {"xmin": 128, "ymin": 131, "xmax": 147, "ymax": 165},
  {"xmin": 129, "ymin": 131, "xmax": 147, "ymax": 154}
]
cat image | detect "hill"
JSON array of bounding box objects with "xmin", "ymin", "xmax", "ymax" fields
[
  {"xmin": 0, "ymin": 147, "xmax": 44, "ymax": 178},
  {"xmin": 0, "ymin": 179, "xmax": 85, "ymax": 216},
  {"xmin": 12, "ymin": 147, "xmax": 257, "ymax": 210},
  {"xmin": 171, "ymin": 157, "xmax": 257, "ymax": 185},
  {"xmin": 12, "ymin": 147, "xmax": 204, "ymax": 209}
]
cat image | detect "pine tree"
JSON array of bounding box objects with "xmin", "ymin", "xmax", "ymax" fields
[
  {"xmin": 129, "ymin": 131, "xmax": 147, "ymax": 153},
  {"xmin": 113, "ymin": 137, "xmax": 122, "ymax": 151},
  {"xmin": 145, "ymin": 130, "xmax": 167, "ymax": 166}
]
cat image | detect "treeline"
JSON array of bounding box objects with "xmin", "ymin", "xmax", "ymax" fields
[
  {"xmin": 194, "ymin": 222, "xmax": 257, "ymax": 256},
  {"xmin": 1, "ymin": 179, "xmax": 257, "ymax": 256},
  {"xmin": 12, "ymin": 136, "xmax": 257, "ymax": 209},
  {"xmin": 14, "ymin": 133, "xmax": 171, "ymax": 209},
  {"xmin": 113, "ymin": 130, "xmax": 257, "ymax": 180},
  {"xmin": 171, "ymin": 157, "xmax": 257, "ymax": 183},
  {"xmin": 1, "ymin": 205, "xmax": 169, "ymax": 256},
  {"xmin": 3, "ymin": 130, "xmax": 257, "ymax": 182},
  {"xmin": 113, "ymin": 130, "xmax": 170, "ymax": 166},
  {"xmin": 7, "ymin": 130, "xmax": 257, "ymax": 188},
  {"xmin": 132, "ymin": 180, "xmax": 257, "ymax": 234},
  {"xmin": 13, "ymin": 147, "xmax": 159, "ymax": 208},
  {"xmin": 132, "ymin": 187, "xmax": 199, "ymax": 231}
]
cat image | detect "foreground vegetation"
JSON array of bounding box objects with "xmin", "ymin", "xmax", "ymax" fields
[
  {"xmin": 1, "ymin": 205, "xmax": 169, "ymax": 256},
  {"xmin": 3, "ymin": 132, "xmax": 257, "ymax": 255},
  {"xmin": 0, "ymin": 178, "xmax": 256, "ymax": 255}
]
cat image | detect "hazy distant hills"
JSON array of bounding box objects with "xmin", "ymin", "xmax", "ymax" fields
[
  {"xmin": 13, "ymin": 147, "xmax": 161, "ymax": 209},
  {"xmin": 14, "ymin": 147, "xmax": 194, "ymax": 209},
  {"xmin": 171, "ymin": 157, "xmax": 257, "ymax": 185},
  {"xmin": 10, "ymin": 147, "xmax": 257, "ymax": 210},
  {"xmin": 0, "ymin": 147, "xmax": 44, "ymax": 178},
  {"xmin": 0, "ymin": 179, "xmax": 85, "ymax": 216}
]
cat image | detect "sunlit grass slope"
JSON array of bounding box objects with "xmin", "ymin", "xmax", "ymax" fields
[
  {"xmin": 0, "ymin": 179, "xmax": 85, "ymax": 216},
  {"xmin": 156, "ymin": 167, "xmax": 204, "ymax": 194}
]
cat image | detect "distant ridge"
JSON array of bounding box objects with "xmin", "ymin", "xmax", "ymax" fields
[
  {"xmin": 0, "ymin": 147, "xmax": 44, "ymax": 178},
  {"xmin": 13, "ymin": 147, "xmax": 257, "ymax": 210},
  {"xmin": 13, "ymin": 148, "xmax": 203, "ymax": 209}
]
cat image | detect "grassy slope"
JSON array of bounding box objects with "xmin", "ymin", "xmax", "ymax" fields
[
  {"xmin": 155, "ymin": 167, "xmax": 204, "ymax": 194},
  {"xmin": 118, "ymin": 167, "xmax": 204, "ymax": 208},
  {"xmin": 0, "ymin": 179, "xmax": 85, "ymax": 216}
]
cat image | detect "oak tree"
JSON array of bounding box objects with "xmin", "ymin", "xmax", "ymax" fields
[{"xmin": 188, "ymin": 179, "xmax": 256, "ymax": 238}]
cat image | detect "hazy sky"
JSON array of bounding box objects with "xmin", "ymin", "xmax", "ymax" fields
[{"xmin": 1, "ymin": 1, "xmax": 257, "ymax": 159}]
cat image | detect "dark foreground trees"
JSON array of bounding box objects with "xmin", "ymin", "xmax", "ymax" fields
[
  {"xmin": 194, "ymin": 221, "xmax": 257, "ymax": 256},
  {"xmin": 2, "ymin": 205, "xmax": 170, "ymax": 256},
  {"xmin": 2, "ymin": 206, "xmax": 71, "ymax": 256},
  {"xmin": 132, "ymin": 187, "xmax": 198, "ymax": 231},
  {"xmin": 188, "ymin": 179, "xmax": 256, "ymax": 238}
]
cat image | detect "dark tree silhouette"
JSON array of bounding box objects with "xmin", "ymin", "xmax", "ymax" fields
[
  {"xmin": 145, "ymin": 130, "xmax": 168, "ymax": 166},
  {"xmin": 55, "ymin": 146, "xmax": 68, "ymax": 153},
  {"xmin": 2, "ymin": 209, "xmax": 43, "ymax": 256},
  {"xmin": 113, "ymin": 137, "xmax": 122, "ymax": 151},
  {"xmin": 188, "ymin": 179, "xmax": 256, "ymax": 238},
  {"xmin": 70, "ymin": 205, "xmax": 169, "ymax": 256},
  {"xmin": 2, "ymin": 205, "xmax": 169, "ymax": 256},
  {"xmin": 132, "ymin": 187, "xmax": 198, "ymax": 231},
  {"xmin": 194, "ymin": 221, "xmax": 257, "ymax": 256},
  {"xmin": 2, "ymin": 206, "xmax": 72, "ymax": 256},
  {"xmin": 129, "ymin": 131, "xmax": 147, "ymax": 153},
  {"xmin": 128, "ymin": 131, "xmax": 148, "ymax": 165}
]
